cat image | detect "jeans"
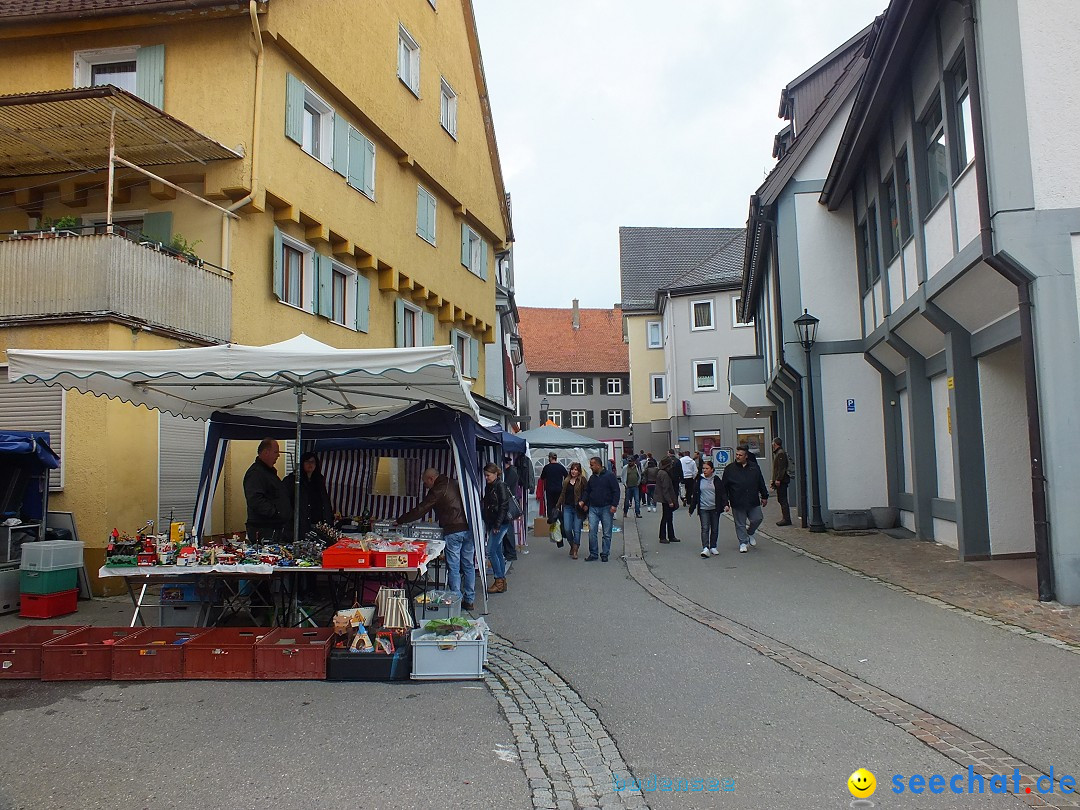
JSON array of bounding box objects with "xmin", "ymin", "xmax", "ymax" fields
[
  {"xmin": 645, "ymin": 484, "xmax": 656, "ymax": 507},
  {"xmin": 487, "ymin": 522, "xmax": 509, "ymax": 579},
  {"xmin": 731, "ymin": 505, "xmax": 764, "ymax": 545},
  {"xmin": 443, "ymin": 529, "xmax": 475, "ymax": 602},
  {"xmin": 588, "ymin": 506, "xmax": 614, "ymax": 558},
  {"xmin": 660, "ymin": 503, "xmax": 675, "ymax": 540},
  {"xmin": 775, "ymin": 478, "xmax": 791, "ymax": 523},
  {"xmin": 503, "ymin": 520, "xmax": 518, "ymax": 560},
  {"xmin": 561, "ymin": 505, "xmax": 583, "ymax": 547},
  {"xmin": 623, "ymin": 485, "xmax": 641, "ymax": 516},
  {"xmin": 698, "ymin": 508, "xmax": 720, "ymax": 549}
]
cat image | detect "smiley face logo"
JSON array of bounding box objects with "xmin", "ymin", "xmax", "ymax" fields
[{"xmin": 848, "ymin": 768, "xmax": 876, "ymax": 798}]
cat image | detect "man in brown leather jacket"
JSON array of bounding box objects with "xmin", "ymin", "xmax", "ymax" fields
[{"xmin": 396, "ymin": 468, "xmax": 475, "ymax": 610}]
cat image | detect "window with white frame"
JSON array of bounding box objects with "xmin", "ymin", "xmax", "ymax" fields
[
  {"xmin": 398, "ymin": 25, "xmax": 421, "ymax": 96},
  {"xmin": 953, "ymin": 53, "xmax": 974, "ymax": 171},
  {"xmin": 546, "ymin": 378, "xmax": 561, "ymax": 395},
  {"xmin": 922, "ymin": 95, "xmax": 948, "ymax": 209},
  {"xmin": 570, "ymin": 378, "xmax": 585, "ymax": 395},
  {"xmin": 646, "ymin": 320, "xmax": 662, "ymax": 349},
  {"xmin": 280, "ymin": 236, "xmax": 313, "ymax": 311},
  {"xmin": 691, "ymin": 299, "xmax": 714, "ymax": 330},
  {"xmin": 731, "ymin": 296, "xmax": 752, "ymax": 327},
  {"xmin": 327, "ymin": 261, "xmax": 357, "ymax": 327},
  {"xmin": 300, "ymin": 87, "xmax": 334, "ymax": 166},
  {"xmin": 607, "ymin": 410, "xmax": 623, "ymax": 428},
  {"xmin": 416, "ymin": 186, "xmax": 437, "ymax": 245},
  {"xmin": 461, "ymin": 224, "xmax": 487, "ymax": 278},
  {"xmin": 451, "ymin": 329, "xmax": 479, "ymax": 378},
  {"xmin": 693, "ymin": 360, "xmax": 718, "ymax": 392},
  {"xmin": 75, "ymin": 47, "xmax": 138, "ymax": 94},
  {"xmin": 455, "ymin": 331, "xmax": 469, "ymax": 376},
  {"xmin": 650, "ymin": 374, "xmax": 667, "ymax": 402},
  {"xmin": 400, "ymin": 301, "xmax": 421, "ymax": 347},
  {"xmin": 570, "ymin": 410, "xmax": 586, "ymax": 429},
  {"xmin": 440, "ymin": 78, "xmax": 457, "ymax": 137},
  {"xmin": 607, "ymin": 377, "xmax": 622, "ymax": 395},
  {"xmin": 549, "ymin": 410, "xmax": 563, "ymax": 428}
]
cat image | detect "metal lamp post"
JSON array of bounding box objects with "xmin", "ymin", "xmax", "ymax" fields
[
  {"xmin": 540, "ymin": 397, "xmax": 549, "ymax": 424},
  {"xmin": 794, "ymin": 309, "xmax": 827, "ymax": 533}
]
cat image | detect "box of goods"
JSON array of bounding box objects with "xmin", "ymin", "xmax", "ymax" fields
[
  {"xmin": 19, "ymin": 567, "xmax": 78, "ymax": 595},
  {"xmin": 19, "ymin": 588, "xmax": 78, "ymax": 619},
  {"xmin": 404, "ymin": 523, "xmax": 443, "ymax": 543},
  {"xmin": 41, "ymin": 627, "xmax": 139, "ymax": 681},
  {"xmin": 369, "ymin": 542, "xmax": 426, "ymax": 568},
  {"xmin": 532, "ymin": 517, "xmax": 550, "ymax": 537},
  {"xmin": 414, "ymin": 590, "xmax": 462, "ymax": 619},
  {"xmin": 410, "ymin": 625, "xmax": 488, "ymax": 681},
  {"xmin": 321, "ymin": 540, "xmax": 373, "ymax": 569},
  {"xmin": 20, "ymin": 540, "xmax": 83, "ymax": 572},
  {"xmin": 326, "ymin": 633, "xmax": 412, "ymax": 681},
  {"xmin": 0, "ymin": 625, "xmax": 87, "ymax": 679},
  {"xmin": 112, "ymin": 628, "xmax": 207, "ymax": 681},
  {"xmin": 182, "ymin": 627, "xmax": 265, "ymax": 680},
  {"xmin": 255, "ymin": 628, "xmax": 335, "ymax": 680}
]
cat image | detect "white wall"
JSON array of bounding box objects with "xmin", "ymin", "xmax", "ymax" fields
[
  {"xmin": 886, "ymin": 255, "xmax": 904, "ymax": 317},
  {"xmin": 819, "ymin": 353, "xmax": 888, "ymax": 509},
  {"xmin": 924, "ymin": 201, "xmax": 955, "ymax": 277},
  {"xmin": 796, "ymin": 194, "xmax": 862, "ymax": 342},
  {"xmin": 794, "ymin": 96, "xmax": 854, "ymax": 181},
  {"xmin": 899, "ymin": 389, "xmax": 913, "ymax": 492},
  {"xmin": 1018, "ymin": 0, "xmax": 1080, "ymax": 209},
  {"xmin": 900, "ymin": 509, "xmax": 916, "ymax": 532},
  {"xmin": 930, "ymin": 373, "xmax": 954, "ymax": 500},
  {"xmin": 670, "ymin": 290, "xmax": 756, "ymax": 414},
  {"xmin": 979, "ymin": 343, "xmax": 1035, "ymax": 554},
  {"xmin": 934, "ymin": 517, "xmax": 958, "ymax": 549},
  {"xmin": 902, "ymin": 241, "xmax": 919, "ymax": 301},
  {"xmin": 954, "ymin": 167, "xmax": 981, "ymax": 249}
]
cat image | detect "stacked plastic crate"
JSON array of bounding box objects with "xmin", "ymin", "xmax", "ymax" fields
[{"xmin": 19, "ymin": 540, "xmax": 83, "ymax": 618}]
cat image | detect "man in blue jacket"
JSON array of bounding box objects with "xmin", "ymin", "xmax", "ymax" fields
[{"xmin": 580, "ymin": 456, "xmax": 620, "ymax": 562}]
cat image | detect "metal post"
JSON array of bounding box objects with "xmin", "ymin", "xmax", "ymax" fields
[
  {"xmin": 293, "ymin": 385, "xmax": 303, "ymax": 546},
  {"xmin": 106, "ymin": 109, "xmax": 116, "ymax": 235},
  {"xmin": 803, "ymin": 346, "xmax": 826, "ymax": 532}
]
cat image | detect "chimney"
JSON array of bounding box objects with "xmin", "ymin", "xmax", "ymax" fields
[{"xmin": 572, "ymin": 299, "xmax": 580, "ymax": 330}]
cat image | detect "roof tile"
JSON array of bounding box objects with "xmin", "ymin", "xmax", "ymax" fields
[
  {"xmin": 518, "ymin": 307, "xmax": 628, "ymax": 374},
  {"xmin": 0, "ymin": 0, "xmax": 244, "ymax": 20},
  {"xmin": 619, "ymin": 227, "xmax": 745, "ymax": 311}
]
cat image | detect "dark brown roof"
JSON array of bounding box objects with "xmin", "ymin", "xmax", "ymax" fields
[
  {"xmin": 518, "ymin": 307, "xmax": 628, "ymax": 374},
  {"xmin": 0, "ymin": 0, "xmax": 252, "ymax": 22}
]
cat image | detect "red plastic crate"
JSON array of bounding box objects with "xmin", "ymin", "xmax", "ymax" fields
[
  {"xmin": 19, "ymin": 588, "xmax": 78, "ymax": 619},
  {"xmin": 0, "ymin": 625, "xmax": 87, "ymax": 679},
  {"xmin": 182, "ymin": 627, "xmax": 265, "ymax": 680},
  {"xmin": 321, "ymin": 541, "xmax": 372, "ymax": 568},
  {"xmin": 255, "ymin": 628, "xmax": 335, "ymax": 680},
  {"xmin": 111, "ymin": 628, "xmax": 208, "ymax": 681},
  {"xmin": 41, "ymin": 627, "xmax": 139, "ymax": 681}
]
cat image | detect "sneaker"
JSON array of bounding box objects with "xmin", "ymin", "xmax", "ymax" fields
[
  {"xmin": 749, "ymin": 536, "xmax": 757, "ymax": 547},
  {"xmin": 739, "ymin": 543, "xmax": 748, "ymax": 553},
  {"xmin": 700, "ymin": 548, "xmax": 710, "ymax": 558},
  {"xmin": 709, "ymin": 547, "xmax": 719, "ymax": 556}
]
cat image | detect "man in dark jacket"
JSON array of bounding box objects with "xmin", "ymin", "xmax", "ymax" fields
[
  {"xmin": 502, "ymin": 456, "xmax": 519, "ymax": 561},
  {"xmin": 771, "ymin": 438, "xmax": 792, "ymax": 526},
  {"xmin": 539, "ymin": 452, "xmax": 568, "ymax": 525},
  {"xmin": 581, "ymin": 456, "xmax": 620, "ymax": 562},
  {"xmin": 244, "ymin": 438, "xmax": 292, "ymax": 542},
  {"xmin": 722, "ymin": 444, "xmax": 769, "ymax": 553},
  {"xmin": 396, "ymin": 468, "xmax": 475, "ymax": 610}
]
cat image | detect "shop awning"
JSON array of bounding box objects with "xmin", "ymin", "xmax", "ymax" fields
[
  {"xmin": 0, "ymin": 85, "xmax": 241, "ymax": 176},
  {"xmin": 730, "ymin": 384, "xmax": 777, "ymax": 419},
  {"xmin": 6, "ymin": 334, "xmax": 480, "ymax": 423}
]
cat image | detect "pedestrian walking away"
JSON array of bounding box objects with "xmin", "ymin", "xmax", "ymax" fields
[
  {"xmin": 581, "ymin": 456, "xmax": 619, "ymax": 561},
  {"xmin": 722, "ymin": 445, "xmax": 769, "ymax": 553},
  {"xmin": 481, "ymin": 463, "xmax": 511, "ymax": 594},
  {"xmin": 689, "ymin": 459, "xmax": 727, "ymax": 557},
  {"xmin": 622, "ymin": 457, "xmax": 642, "ymax": 517},
  {"xmin": 555, "ymin": 461, "xmax": 587, "ymax": 559},
  {"xmin": 539, "ymin": 452, "xmax": 568, "ymax": 530},
  {"xmin": 771, "ymin": 437, "xmax": 792, "ymax": 526},
  {"xmin": 642, "ymin": 461, "xmax": 659, "ymax": 511},
  {"xmin": 680, "ymin": 451, "xmax": 698, "ymax": 505},
  {"xmin": 656, "ymin": 455, "xmax": 681, "ymax": 544},
  {"xmin": 502, "ymin": 455, "xmax": 520, "ymax": 560}
]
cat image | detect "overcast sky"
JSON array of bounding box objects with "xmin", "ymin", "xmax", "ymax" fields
[{"xmin": 472, "ymin": 0, "xmax": 887, "ymax": 309}]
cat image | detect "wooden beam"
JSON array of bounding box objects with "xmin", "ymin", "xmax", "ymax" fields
[
  {"xmin": 305, "ymin": 222, "xmax": 330, "ymax": 244},
  {"xmin": 438, "ymin": 301, "xmax": 455, "ymax": 323},
  {"xmin": 411, "ymin": 285, "xmax": 428, "ymax": 303},
  {"xmin": 148, "ymin": 180, "xmax": 176, "ymax": 201},
  {"xmin": 464, "ymin": 313, "xmax": 477, "ymax": 328},
  {"xmin": 378, "ymin": 266, "xmax": 398, "ymax": 292},
  {"xmin": 273, "ymin": 205, "xmax": 300, "ymax": 224},
  {"xmin": 397, "ymin": 274, "xmax": 413, "ymax": 292},
  {"xmin": 356, "ymin": 254, "xmax": 377, "ymax": 271},
  {"xmin": 332, "ymin": 238, "xmax": 354, "ymax": 259}
]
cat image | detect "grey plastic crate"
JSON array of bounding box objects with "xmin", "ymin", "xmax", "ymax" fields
[{"xmin": 410, "ymin": 628, "xmax": 486, "ymax": 680}]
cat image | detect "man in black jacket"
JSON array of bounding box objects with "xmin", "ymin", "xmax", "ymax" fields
[
  {"xmin": 243, "ymin": 437, "xmax": 292, "ymax": 542},
  {"xmin": 721, "ymin": 444, "xmax": 769, "ymax": 553},
  {"xmin": 502, "ymin": 456, "xmax": 519, "ymax": 561}
]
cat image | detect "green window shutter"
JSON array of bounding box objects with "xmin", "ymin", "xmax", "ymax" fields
[
  {"xmin": 461, "ymin": 223, "xmax": 470, "ymax": 267},
  {"xmin": 347, "ymin": 128, "xmax": 364, "ymax": 191},
  {"xmin": 316, "ymin": 255, "xmax": 332, "ymax": 317},
  {"xmin": 140, "ymin": 211, "xmax": 172, "ymax": 245},
  {"xmin": 422, "ymin": 311, "xmax": 435, "ymax": 346},
  {"xmin": 354, "ymin": 273, "xmax": 370, "ymax": 333},
  {"xmin": 332, "ymin": 113, "xmax": 349, "ymax": 177},
  {"xmin": 395, "ymin": 299, "xmax": 406, "ymax": 347},
  {"xmin": 479, "ymin": 240, "xmax": 488, "ymax": 280},
  {"xmin": 135, "ymin": 44, "xmax": 165, "ymax": 108},
  {"xmin": 363, "ymin": 137, "xmax": 376, "ymax": 198},
  {"xmin": 285, "ymin": 74, "xmax": 304, "ymax": 144},
  {"xmin": 272, "ymin": 226, "xmax": 284, "ymax": 301},
  {"xmin": 469, "ymin": 337, "xmax": 479, "ymax": 379}
]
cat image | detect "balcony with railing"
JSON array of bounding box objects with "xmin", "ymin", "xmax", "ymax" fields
[{"xmin": 0, "ymin": 227, "xmax": 231, "ymax": 343}]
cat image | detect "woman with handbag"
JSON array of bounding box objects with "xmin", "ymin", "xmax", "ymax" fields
[
  {"xmin": 555, "ymin": 462, "xmax": 587, "ymax": 559},
  {"xmin": 482, "ymin": 463, "xmax": 511, "ymax": 594},
  {"xmin": 656, "ymin": 456, "xmax": 681, "ymax": 544}
]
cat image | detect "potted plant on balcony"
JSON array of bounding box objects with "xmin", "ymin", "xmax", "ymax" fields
[
  {"xmin": 29, "ymin": 215, "xmax": 80, "ymax": 239},
  {"xmin": 168, "ymin": 233, "xmax": 203, "ymax": 267}
]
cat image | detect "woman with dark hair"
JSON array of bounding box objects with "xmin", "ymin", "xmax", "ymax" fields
[
  {"xmin": 656, "ymin": 456, "xmax": 680, "ymax": 544},
  {"xmin": 282, "ymin": 451, "xmax": 335, "ymax": 538},
  {"xmin": 555, "ymin": 461, "xmax": 587, "ymax": 559},
  {"xmin": 482, "ymin": 462, "xmax": 511, "ymax": 594}
]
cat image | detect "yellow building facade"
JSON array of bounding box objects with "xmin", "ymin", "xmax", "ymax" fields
[{"xmin": 0, "ymin": 0, "xmax": 510, "ymax": 592}]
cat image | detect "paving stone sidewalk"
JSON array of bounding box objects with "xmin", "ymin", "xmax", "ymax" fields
[{"xmin": 753, "ymin": 510, "xmax": 1080, "ymax": 649}]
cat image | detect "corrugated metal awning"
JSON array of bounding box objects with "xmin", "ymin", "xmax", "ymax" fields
[{"xmin": 0, "ymin": 85, "xmax": 241, "ymax": 176}]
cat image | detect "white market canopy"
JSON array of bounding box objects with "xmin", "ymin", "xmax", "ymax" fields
[{"xmin": 6, "ymin": 334, "xmax": 479, "ymax": 423}]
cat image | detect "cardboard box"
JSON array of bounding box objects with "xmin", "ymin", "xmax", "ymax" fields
[{"xmin": 533, "ymin": 517, "xmax": 549, "ymax": 537}]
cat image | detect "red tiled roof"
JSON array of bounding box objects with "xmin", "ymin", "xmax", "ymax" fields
[
  {"xmin": 0, "ymin": 0, "xmax": 249, "ymax": 22},
  {"xmin": 518, "ymin": 307, "xmax": 628, "ymax": 374}
]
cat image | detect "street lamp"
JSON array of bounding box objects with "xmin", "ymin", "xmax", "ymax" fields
[
  {"xmin": 540, "ymin": 397, "xmax": 549, "ymax": 422},
  {"xmin": 794, "ymin": 309, "xmax": 827, "ymax": 533}
]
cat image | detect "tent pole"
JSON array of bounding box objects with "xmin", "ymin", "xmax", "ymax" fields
[{"xmin": 293, "ymin": 384, "xmax": 303, "ymax": 546}]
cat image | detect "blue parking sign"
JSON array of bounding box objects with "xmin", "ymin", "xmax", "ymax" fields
[{"xmin": 846, "ymin": 398, "xmax": 856, "ymax": 413}]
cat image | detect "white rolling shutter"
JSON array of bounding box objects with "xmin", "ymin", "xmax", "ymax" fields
[
  {"xmin": 158, "ymin": 413, "xmax": 206, "ymax": 532},
  {"xmin": 0, "ymin": 368, "xmax": 64, "ymax": 490}
]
